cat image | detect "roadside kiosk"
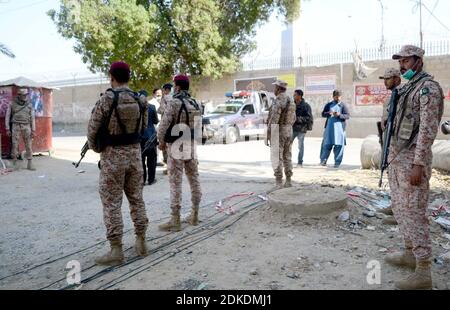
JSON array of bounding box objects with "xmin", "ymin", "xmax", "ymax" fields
[{"xmin": 0, "ymin": 77, "xmax": 54, "ymax": 158}]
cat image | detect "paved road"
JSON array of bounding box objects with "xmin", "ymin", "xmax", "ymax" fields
[{"xmin": 52, "ymin": 136, "xmax": 365, "ymax": 174}]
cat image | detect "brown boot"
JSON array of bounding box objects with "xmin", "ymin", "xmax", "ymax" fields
[
  {"xmin": 382, "ymin": 216, "xmax": 398, "ymax": 225},
  {"xmin": 379, "ymin": 207, "xmax": 394, "ymax": 216},
  {"xmin": 135, "ymin": 234, "xmax": 148, "ymax": 257},
  {"xmin": 284, "ymin": 177, "xmax": 292, "ymax": 188},
  {"xmin": 95, "ymin": 240, "xmax": 124, "ymax": 266},
  {"xmin": 27, "ymin": 160, "xmax": 36, "ymax": 171},
  {"xmin": 395, "ymin": 259, "xmax": 432, "ymax": 290},
  {"xmin": 385, "ymin": 248, "xmax": 416, "ymax": 269},
  {"xmin": 269, "ymin": 178, "xmax": 283, "ymax": 193},
  {"xmin": 159, "ymin": 212, "xmax": 181, "ymax": 232},
  {"xmin": 184, "ymin": 206, "xmax": 199, "ymax": 226}
]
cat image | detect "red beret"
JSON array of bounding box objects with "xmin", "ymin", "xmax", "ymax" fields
[
  {"xmin": 173, "ymin": 74, "xmax": 189, "ymax": 83},
  {"xmin": 109, "ymin": 61, "xmax": 130, "ymax": 73}
]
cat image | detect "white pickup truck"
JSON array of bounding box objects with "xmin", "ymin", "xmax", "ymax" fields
[{"xmin": 202, "ymin": 90, "xmax": 276, "ymax": 143}]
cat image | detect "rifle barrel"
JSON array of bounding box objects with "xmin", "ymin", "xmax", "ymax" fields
[{"xmin": 378, "ymin": 88, "xmax": 398, "ymax": 188}]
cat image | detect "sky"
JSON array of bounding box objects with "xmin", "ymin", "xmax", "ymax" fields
[{"xmin": 0, "ymin": 0, "xmax": 450, "ymax": 82}]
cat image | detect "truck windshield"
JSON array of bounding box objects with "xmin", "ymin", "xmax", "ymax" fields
[{"xmin": 212, "ymin": 102, "xmax": 243, "ymax": 114}]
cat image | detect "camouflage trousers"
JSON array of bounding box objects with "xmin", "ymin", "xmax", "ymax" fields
[
  {"xmin": 388, "ymin": 149, "xmax": 432, "ymax": 260},
  {"xmin": 11, "ymin": 123, "xmax": 33, "ymax": 160},
  {"xmin": 99, "ymin": 145, "xmax": 148, "ymax": 242},
  {"xmin": 167, "ymin": 144, "xmax": 202, "ymax": 214},
  {"xmin": 271, "ymin": 134, "xmax": 294, "ymax": 179}
]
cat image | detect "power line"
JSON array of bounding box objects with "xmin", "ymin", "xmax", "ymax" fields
[
  {"xmin": 425, "ymin": 0, "xmax": 439, "ymax": 27},
  {"xmin": 411, "ymin": 0, "xmax": 450, "ymax": 33},
  {"xmin": 0, "ymin": 0, "xmax": 50, "ymax": 16},
  {"xmin": 421, "ymin": 1, "xmax": 450, "ymax": 32},
  {"xmin": 377, "ymin": 0, "xmax": 386, "ymax": 53}
]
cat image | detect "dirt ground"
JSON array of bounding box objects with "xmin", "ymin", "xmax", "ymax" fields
[{"xmin": 0, "ymin": 137, "xmax": 449, "ymax": 290}]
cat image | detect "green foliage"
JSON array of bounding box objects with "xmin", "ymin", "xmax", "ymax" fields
[{"xmin": 49, "ymin": 0, "xmax": 300, "ymax": 90}]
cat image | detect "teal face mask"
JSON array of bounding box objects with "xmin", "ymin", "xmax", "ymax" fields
[{"xmin": 402, "ymin": 69, "xmax": 416, "ymax": 80}]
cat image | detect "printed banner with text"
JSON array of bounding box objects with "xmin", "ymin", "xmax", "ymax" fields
[{"xmin": 355, "ymin": 84, "xmax": 391, "ymax": 106}]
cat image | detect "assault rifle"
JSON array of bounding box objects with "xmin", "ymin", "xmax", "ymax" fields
[
  {"xmin": 73, "ymin": 93, "xmax": 103, "ymax": 169},
  {"xmin": 379, "ymin": 88, "xmax": 399, "ymax": 188},
  {"xmin": 73, "ymin": 141, "xmax": 89, "ymax": 168}
]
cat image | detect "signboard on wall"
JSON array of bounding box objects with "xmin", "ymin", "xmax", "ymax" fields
[
  {"xmin": 304, "ymin": 74, "xmax": 336, "ymax": 95},
  {"xmin": 234, "ymin": 76, "xmax": 277, "ymax": 93},
  {"xmin": 355, "ymin": 84, "xmax": 391, "ymax": 106},
  {"xmin": 278, "ymin": 73, "xmax": 296, "ymax": 89}
]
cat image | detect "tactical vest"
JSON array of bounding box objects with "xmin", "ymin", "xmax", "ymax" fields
[
  {"xmin": 97, "ymin": 88, "xmax": 145, "ymax": 149},
  {"xmin": 164, "ymin": 92, "xmax": 201, "ymax": 143},
  {"xmin": 393, "ymin": 73, "xmax": 444, "ymax": 150},
  {"xmin": 11, "ymin": 99, "xmax": 32, "ymax": 124}
]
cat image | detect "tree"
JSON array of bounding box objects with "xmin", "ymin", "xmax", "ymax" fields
[
  {"xmin": 0, "ymin": 43, "xmax": 15, "ymax": 58},
  {"xmin": 49, "ymin": 0, "xmax": 300, "ymax": 89}
]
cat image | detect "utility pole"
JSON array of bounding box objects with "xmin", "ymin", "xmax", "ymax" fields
[
  {"xmin": 419, "ymin": 0, "xmax": 423, "ymax": 48},
  {"xmin": 378, "ymin": 0, "xmax": 386, "ymax": 56}
]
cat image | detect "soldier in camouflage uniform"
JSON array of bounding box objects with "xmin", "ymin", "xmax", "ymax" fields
[
  {"xmin": 157, "ymin": 83, "xmax": 173, "ymax": 116},
  {"xmin": 379, "ymin": 68, "xmax": 402, "ymax": 131},
  {"xmin": 87, "ymin": 61, "xmax": 149, "ymax": 266},
  {"xmin": 5, "ymin": 88, "xmax": 36, "ymax": 171},
  {"xmin": 157, "ymin": 83, "xmax": 173, "ymax": 171},
  {"xmin": 266, "ymin": 80, "xmax": 296, "ymax": 190},
  {"xmin": 157, "ymin": 74, "xmax": 202, "ymax": 232},
  {"xmin": 385, "ymin": 45, "xmax": 444, "ymax": 290},
  {"xmin": 378, "ymin": 68, "xmax": 401, "ymax": 225}
]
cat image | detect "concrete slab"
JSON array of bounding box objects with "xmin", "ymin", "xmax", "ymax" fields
[{"xmin": 268, "ymin": 185, "xmax": 348, "ymax": 217}]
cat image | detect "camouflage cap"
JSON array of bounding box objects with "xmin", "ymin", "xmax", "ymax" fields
[
  {"xmin": 392, "ymin": 45, "xmax": 425, "ymax": 60},
  {"xmin": 379, "ymin": 68, "xmax": 401, "ymax": 79},
  {"xmin": 17, "ymin": 88, "xmax": 29, "ymax": 95},
  {"xmin": 272, "ymin": 79, "xmax": 288, "ymax": 88}
]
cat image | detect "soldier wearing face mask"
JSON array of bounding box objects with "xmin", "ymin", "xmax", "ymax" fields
[{"xmin": 384, "ymin": 45, "xmax": 444, "ymax": 290}]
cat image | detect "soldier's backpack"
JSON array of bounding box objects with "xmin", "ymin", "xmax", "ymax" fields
[
  {"xmin": 164, "ymin": 96, "xmax": 201, "ymax": 144},
  {"xmin": 95, "ymin": 89, "xmax": 144, "ymax": 152}
]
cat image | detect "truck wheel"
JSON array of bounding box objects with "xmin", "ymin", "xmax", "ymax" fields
[{"xmin": 226, "ymin": 127, "xmax": 239, "ymax": 144}]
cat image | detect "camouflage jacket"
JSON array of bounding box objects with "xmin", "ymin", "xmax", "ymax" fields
[
  {"xmin": 157, "ymin": 94, "xmax": 172, "ymax": 115},
  {"xmin": 5, "ymin": 98, "xmax": 35, "ymax": 131},
  {"xmin": 267, "ymin": 92, "xmax": 296, "ymax": 136},
  {"xmin": 392, "ymin": 71, "xmax": 444, "ymax": 166}
]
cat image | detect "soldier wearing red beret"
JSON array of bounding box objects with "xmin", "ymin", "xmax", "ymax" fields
[
  {"xmin": 87, "ymin": 61, "xmax": 149, "ymax": 266},
  {"xmin": 157, "ymin": 74, "xmax": 203, "ymax": 231}
]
